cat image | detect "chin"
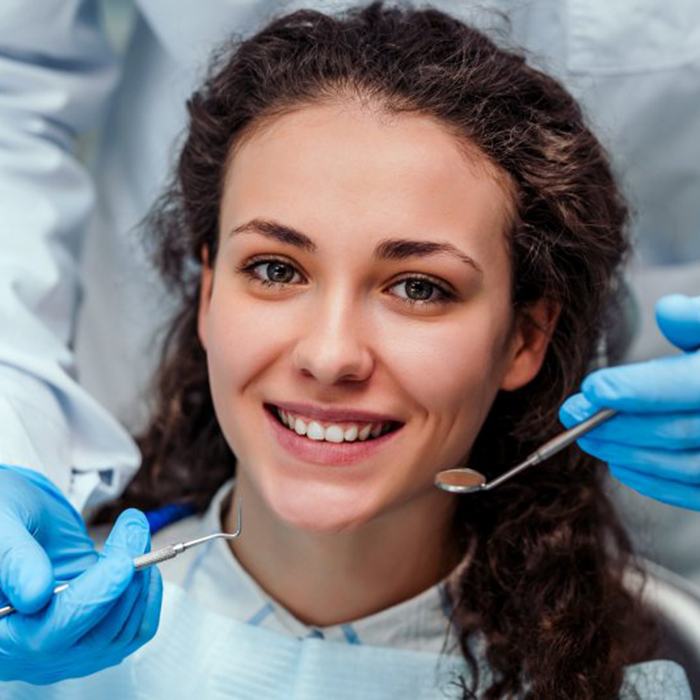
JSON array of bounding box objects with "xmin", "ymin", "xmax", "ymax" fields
[{"xmin": 266, "ymin": 484, "xmax": 380, "ymax": 534}]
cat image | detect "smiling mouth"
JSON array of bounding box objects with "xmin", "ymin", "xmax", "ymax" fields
[{"xmin": 264, "ymin": 404, "xmax": 404, "ymax": 445}]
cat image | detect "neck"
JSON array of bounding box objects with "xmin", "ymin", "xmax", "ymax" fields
[{"xmin": 224, "ymin": 473, "xmax": 460, "ymax": 627}]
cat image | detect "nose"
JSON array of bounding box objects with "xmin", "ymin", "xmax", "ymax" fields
[{"xmin": 291, "ymin": 290, "xmax": 374, "ymax": 385}]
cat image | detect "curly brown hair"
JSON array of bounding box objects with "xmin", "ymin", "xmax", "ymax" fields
[{"xmin": 96, "ymin": 2, "xmax": 658, "ymax": 697}]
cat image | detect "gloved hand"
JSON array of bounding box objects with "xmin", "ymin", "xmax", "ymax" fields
[
  {"xmin": 560, "ymin": 294, "xmax": 700, "ymax": 510},
  {"xmin": 0, "ymin": 465, "xmax": 162, "ymax": 684}
]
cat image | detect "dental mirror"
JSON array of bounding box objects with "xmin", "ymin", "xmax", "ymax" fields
[{"xmin": 434, "ymin": 407, "xmax": 616, "ymax": 494}]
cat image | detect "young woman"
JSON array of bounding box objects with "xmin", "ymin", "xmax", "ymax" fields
[{"xmin": 7, "ymin": 2, "xmax": 689, "ymax": 698}]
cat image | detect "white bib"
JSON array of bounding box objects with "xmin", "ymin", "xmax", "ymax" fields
[{"xmin": 2, "ymin": 582, "xmax": 690, "ymax": 699}]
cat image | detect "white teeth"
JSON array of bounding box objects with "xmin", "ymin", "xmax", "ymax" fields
[
  {"xmin": 319, "ymin": 424, "xmax": 344, "ymax": 443},
  {"xmin": 306, "ymin": 421, "xmax": 325, "ymax": 441},
  {"xmin": 276, "ymin": 408, "xmax": 390, "ymax": 443},
  {"xmin": 343, "ymin": 425, "xmax": 359, "ymax": 441},
  {"xmin": 358, "ymin": 424, "xmax": 372, "ymax": 440}
]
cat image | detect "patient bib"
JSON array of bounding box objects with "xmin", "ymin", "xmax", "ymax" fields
[
  {"xmin": 4, "ymin": 582, "xmax": 473, "ymax": 699},
  {"xmin": 132, "ymin": 583, "xmax": 471, "ymax": 699},
  {"xmin": 1, "ymin": 582, "xmax": 691, "ymax": 698}
]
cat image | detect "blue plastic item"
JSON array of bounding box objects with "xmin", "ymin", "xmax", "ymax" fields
[
  {"xmin": 0, "ymin": 465, "xmax": 162, "ymax": 684},
  {"xmin": 145, "ymin": 503, "xmax": 197, "ymax": 535},
  {"xmin": 560, "ymin": 294, "xmax": 700, "ymax": 510}
]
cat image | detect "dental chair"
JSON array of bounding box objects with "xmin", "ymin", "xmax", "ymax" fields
[{"xmin": 638, "ymin": 559, "xmax": 700, "ymax": 696}]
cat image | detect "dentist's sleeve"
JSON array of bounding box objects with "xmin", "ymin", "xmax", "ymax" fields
[{"xmin": 0, "ymin": 0, "xmax": 140, "ymax": 515}]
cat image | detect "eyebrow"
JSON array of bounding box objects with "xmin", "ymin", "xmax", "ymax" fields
[{"xmin": 228, "ymin": 218, "xmax": 482, "ymax": 273}]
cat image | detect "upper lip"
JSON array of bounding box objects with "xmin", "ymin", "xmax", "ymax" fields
[{"xmin": 268, "ymin": 401, "xmax": 403, "ymax": 425}]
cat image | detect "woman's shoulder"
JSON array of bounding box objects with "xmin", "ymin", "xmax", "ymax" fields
[{"xmin": 620, "ymin": 659, "xmax": 692, "ymax": 699}]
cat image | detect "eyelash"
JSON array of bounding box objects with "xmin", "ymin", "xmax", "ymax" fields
[{"xmin": 236, "ymin": 256, "xmax": 457, "ymax": 308}]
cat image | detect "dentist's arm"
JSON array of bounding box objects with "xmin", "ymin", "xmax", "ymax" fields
[
  {"xmin": 560, "ymin": 294, "xmax": 700, "ymax": 510},
  {"xmin": 0, "ymin": 0, "xmax": 141, "ymax": 510},
  {"xmin": 0, "ymin": 1, "xmax": 155, "ymax": 683}
]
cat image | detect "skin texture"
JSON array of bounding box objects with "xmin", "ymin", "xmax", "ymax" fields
[{"xmin": 197, "ymin": 102, "xmax": 555, "ymax": 626}]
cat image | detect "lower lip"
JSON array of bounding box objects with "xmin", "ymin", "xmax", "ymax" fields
[{"xmin": 263, "ymin": 406, "xmax": 404, "ymax": 466}]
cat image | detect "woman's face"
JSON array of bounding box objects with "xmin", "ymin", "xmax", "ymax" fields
[{"xmin": 199, "ymin": 102, "xmax": 549, "ymax": 533}]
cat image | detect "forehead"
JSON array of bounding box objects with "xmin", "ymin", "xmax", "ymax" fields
[{"xmin": 220, "ymin": 102, "xmax": 514, "ymax": 266}]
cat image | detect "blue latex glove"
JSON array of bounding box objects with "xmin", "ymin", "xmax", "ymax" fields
[
  {"xmin": 560, "ymin": 294, "xmax": 700, "ymax": 510},
  {"xmin": 0, "ymin": 465, "xmax": 162, "ymax": 684}
]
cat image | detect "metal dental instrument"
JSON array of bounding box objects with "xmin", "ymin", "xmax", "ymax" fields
[
  {"xmin": 0, "ymin": 500, "xmax": 242, "ymax": 620},
  {"xmin": 435, "ymin": 408, "xmax": 616, "ymax": 494}
]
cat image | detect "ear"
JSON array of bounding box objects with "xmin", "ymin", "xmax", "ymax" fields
[
  {"xmin": 499, "ymin": 299, "xmax": 561, "ymax": 391},
  {"xmin": 197, "ymin": 246, "xmax": 214, "ymax": 350}
]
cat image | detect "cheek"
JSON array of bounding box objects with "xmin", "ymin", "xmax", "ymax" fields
[
  {"xmin": 384, "ymin": 306, "xmax": 511, "ymax": 419},
  {"xmin": 205, "ymin": 291, "xmax": 285, "ymax": 394}
]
